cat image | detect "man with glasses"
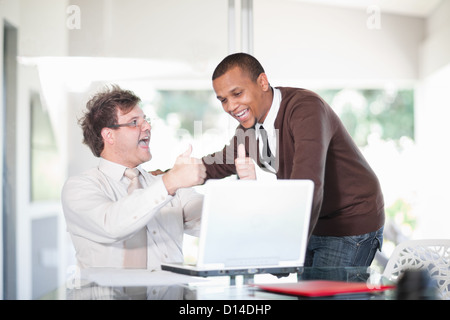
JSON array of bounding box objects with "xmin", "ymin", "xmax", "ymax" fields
[{"xmin": 62, "ymin": 85, "xmax": 206, "ymax": 270}]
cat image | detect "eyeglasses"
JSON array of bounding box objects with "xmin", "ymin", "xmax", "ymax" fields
[{"xmin": 108, "ymin": 116, "xmax": 151, "ymax": 129}]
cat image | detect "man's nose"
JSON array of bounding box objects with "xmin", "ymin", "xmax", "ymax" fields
[
  {"xmin": 226, "ymin": 100, "xmax": 239, "ymax": 114},
  {"xmin": 141, "ymin": 119, "xmax": 151, "ymax": 131}
]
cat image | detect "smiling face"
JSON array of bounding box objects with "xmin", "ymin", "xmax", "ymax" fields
[
  {"xmin": 213, "ymin": 66, "xmax": 273, "ymax": 129},
  {"xmin": 101, "ymin": 105, "xmax": 152, "ymax": 168}
]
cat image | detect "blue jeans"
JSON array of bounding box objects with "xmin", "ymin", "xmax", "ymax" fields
[{"xmin": 304, "ymin": 227, "xmax": 384, "ymax": 267}]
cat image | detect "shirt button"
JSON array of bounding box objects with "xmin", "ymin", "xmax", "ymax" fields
[{"xmin": 153, "ymin": 230, "xmax": 157, "ymax": 235}]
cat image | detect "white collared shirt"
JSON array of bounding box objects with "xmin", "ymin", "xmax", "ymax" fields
[
  {"xmin": 61, "ymin": 158, "xmax": 203, "ymax": 270},
  {"xmin": 256, "ymin": 87, "xmax": 281, "ymax": 173}
]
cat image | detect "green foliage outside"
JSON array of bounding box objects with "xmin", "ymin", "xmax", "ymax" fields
[
  {"xmin": 385, "ymin": 198, "xmax": 417, "ymax": 232},
  {"xmin": 153, "ymin": 88, "xmax": 415, "ymax": 147},
  {"xmin": 153, "ymin": 90, "xmax": 220, "ymax": 134},
  {"xmin": 317, "ymin": 89, "xmax": 414, "ymax": 147}
]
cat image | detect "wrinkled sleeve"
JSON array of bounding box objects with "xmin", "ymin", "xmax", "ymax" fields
[
  {"xmin": 202, "ymin": 135, "xmax": 238, "ymax": 179},
  {"xmin": 61, "ymin": 174, "xmax": 172, "ymax": 244},
  {"xmin": 177, "ymin": 188, "xmax": 204, "ymax": 237}
]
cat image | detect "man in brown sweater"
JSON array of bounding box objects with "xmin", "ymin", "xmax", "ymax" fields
[{"xmin": 202, "ymin": 53, "xmax": 385, "ymax": 267}]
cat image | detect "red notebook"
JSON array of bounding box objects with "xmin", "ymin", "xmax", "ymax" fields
[{"xmin": 253, "ymin": 280, "xmax": 395, "ymax": 297}]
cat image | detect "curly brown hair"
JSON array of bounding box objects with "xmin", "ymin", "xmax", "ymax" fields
[{"xmin": 78, "ymin": 84, "xmax": 141, "ymax": 157}]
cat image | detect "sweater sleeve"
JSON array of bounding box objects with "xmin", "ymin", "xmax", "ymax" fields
[
  {"xmin": 202, "ymin": 126, "xmax": 259, "ymax": 180},
  {"xmin": 202, "ymin": 134, "xmax": 238, "ymax": 179}
]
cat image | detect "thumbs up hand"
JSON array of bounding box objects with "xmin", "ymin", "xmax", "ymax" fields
[
  {"xmin": 179, "ymin": 144, "xmax": 194, "ymax": 159},
  {"xmin": 162, "ymin": 144, "xmax": 206, "ymax": 195},
  {"xmin": 235, "ymin": 144, "xmax": 256, "ymax": 180}
]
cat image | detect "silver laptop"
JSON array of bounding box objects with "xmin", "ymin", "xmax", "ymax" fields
[{"xmin": 161, "ymin": 179, "xmax": 314, "ymax": 277}]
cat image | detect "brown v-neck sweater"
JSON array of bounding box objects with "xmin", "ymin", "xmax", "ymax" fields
[{"xmin": 202, "ymin": 87, "xmax": 385, "ymax": 238}]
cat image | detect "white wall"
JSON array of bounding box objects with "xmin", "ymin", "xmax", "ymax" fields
[
  {"xmin": 420, "ymin": 0, "xmax": 450, "ymax": 78},
  {"xmin": 414, "ymin": 0, "xmax": 450, "ymax": 239},
  {"xmin": 414, "ymin": 65, "xmax": 450, "ymax": 239},
  {"xmin": 254, "ymin": 0, "xmax": 425, "ymax": 88},
  {"xmin": 68, "ymin": 0, "xmax": 227, "ymax": 64}
]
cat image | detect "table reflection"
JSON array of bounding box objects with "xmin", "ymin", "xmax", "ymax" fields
[
  {"xmin": 58, "ymin": 267, "xmax": 393, "ymax": 300},
  {"xmin": 66, "ymin": 282, "xmax": 195, "ymax": 300}
]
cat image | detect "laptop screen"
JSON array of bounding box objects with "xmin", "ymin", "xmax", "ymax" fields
[{"xmin": 197, "ymin": 179, "xmax": 314, "ymax": 268}]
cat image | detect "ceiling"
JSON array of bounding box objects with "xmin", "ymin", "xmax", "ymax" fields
[{"xmin": 293, "ymin": 0, "xmax": 443, "ymax": 17}]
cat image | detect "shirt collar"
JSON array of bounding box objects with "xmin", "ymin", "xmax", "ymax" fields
[
  {"xmin": 257, "ymin": 87, "xmax": 281, "ymax": 132},
  {"xmin": 98, "ymin": 158, "xmax": 144, "ymax": 182}
]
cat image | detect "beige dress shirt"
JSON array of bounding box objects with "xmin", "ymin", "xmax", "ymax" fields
[{"xmin": 61, "ymin": 158, "xmax": 203, "ymax": 270}]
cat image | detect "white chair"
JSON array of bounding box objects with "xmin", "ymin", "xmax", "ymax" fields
[{"xmin": 383, "ymin": 239, "xmax": 450, "ymax": 299}]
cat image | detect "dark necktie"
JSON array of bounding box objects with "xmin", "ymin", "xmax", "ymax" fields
[{"xmin": 259, "ymin": 125, "xmax": 275, "ymax": 167}]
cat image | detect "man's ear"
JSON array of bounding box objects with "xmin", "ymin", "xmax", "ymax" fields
[
  {"xmin": 257, "ymin": 73, "xmax": 270, "ymax": 92},
  {"xmin": 101, "ymin": 127, "xmax": 114, "ymax": 146}
]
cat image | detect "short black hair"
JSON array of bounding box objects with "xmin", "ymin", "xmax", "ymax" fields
[{"xmin": 212, "ymin": 52, "xmax": 265, "ymax": 82}]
